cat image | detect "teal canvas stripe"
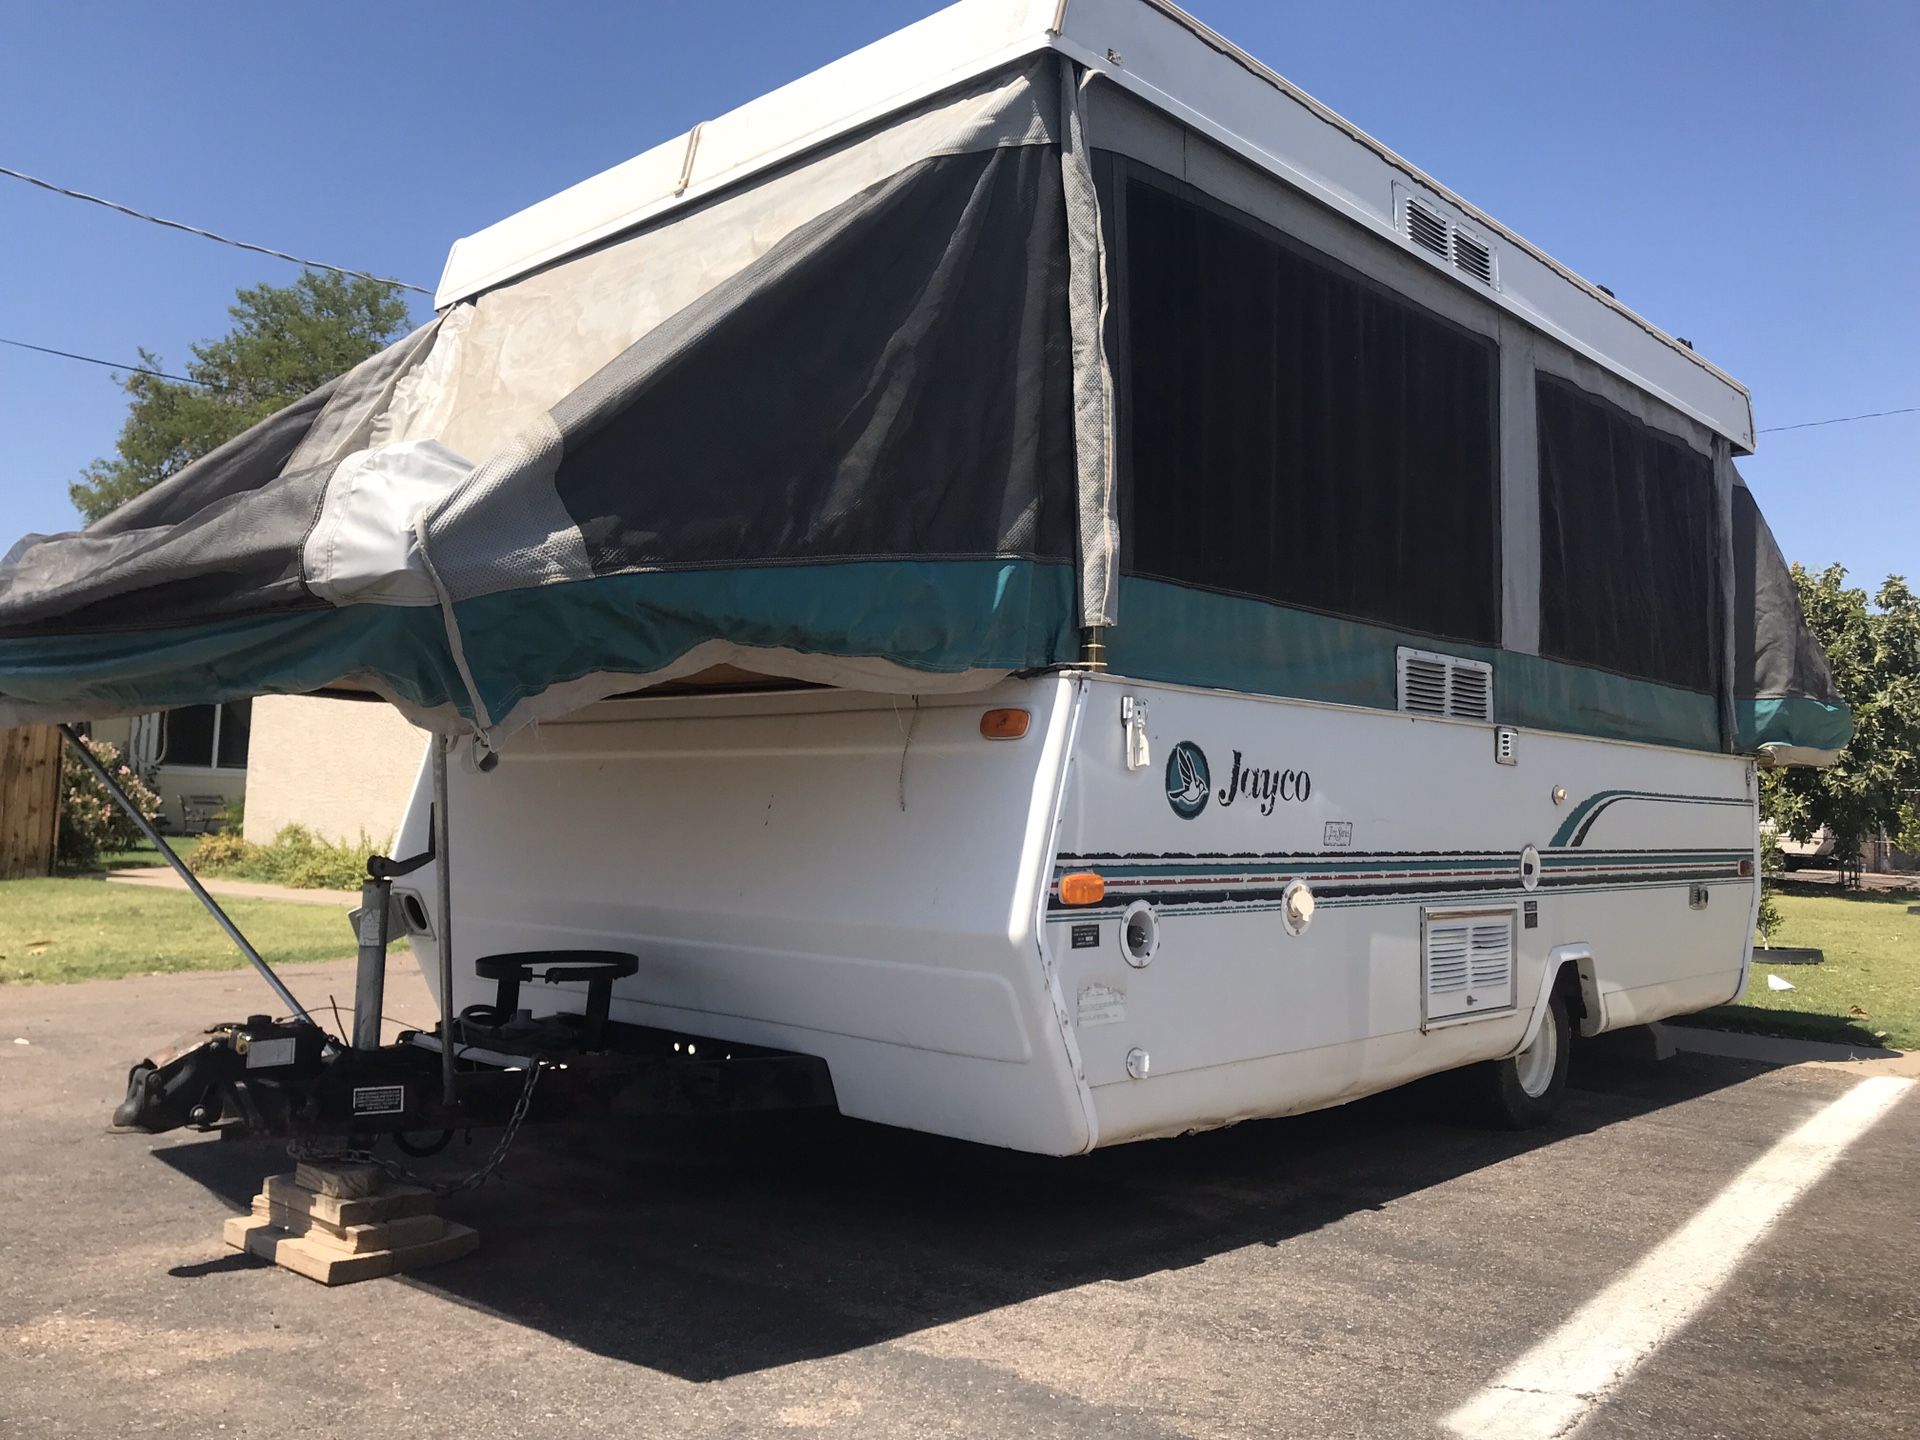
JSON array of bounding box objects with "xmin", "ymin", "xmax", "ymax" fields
[
  {"xmin": 1104, "ymin": 578, "xmax": 1412, "ymax": 712},
  {"xmin": 0, "ymin": 606, "xmax": 469, "ymax": 720},
  {"xmin": 1736, "ymin": 696, "xmax": 1853, "ymax": 755},
  {"xmin": 1499, "ymin": 651, "xmax": 1719, "ymax": 752},
  {"xmin": 1103, "ymin": 578, "xmax": 1724, "ymax": 752},
  {"xmin": 453, "ymin": 558, "xmax": 1078, "ymax": 719}
]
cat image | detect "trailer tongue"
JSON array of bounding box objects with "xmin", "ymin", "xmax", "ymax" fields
[{"xmin": 109, "ymin": 998, "xmax": 834, "ymax": 1146}]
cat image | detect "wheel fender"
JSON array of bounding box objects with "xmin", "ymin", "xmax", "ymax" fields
[{"xmin": 1505, "ymin": 943, "xmax": 1600, "ymax": 1057}]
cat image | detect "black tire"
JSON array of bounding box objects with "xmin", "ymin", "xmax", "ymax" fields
[{"xmin": 1469, "ymin": 992, "xmax": 1571, "ymax": 1130}]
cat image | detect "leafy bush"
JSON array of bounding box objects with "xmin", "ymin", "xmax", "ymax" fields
[
  {"xmin": 1755, "ymin": 826, "xmax": 1785, "ymax": 944},
  {"xmin": 57, "ymin": 738, "xmax": 162, "ymax": 869},
  {"xmin": 189, "ymin": 823, "xmax": 382, "ymax": 890},
  {"xmin": 189, "ymin": 830, "xmax": 253, "ymax": 872}
]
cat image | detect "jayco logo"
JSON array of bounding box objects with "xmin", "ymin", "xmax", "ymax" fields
[
  {"xmin": 1216, "ymin": 750, "xmax": 1312, "ymax": 816},
  {"xmin": 1165, "ymin": 741, "xmax": 1210, "ymax": 820}
]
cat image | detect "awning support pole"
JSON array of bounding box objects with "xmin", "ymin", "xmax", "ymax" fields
[
  {"xmin": 1079, "ymin": 626, "xmax": 1108, "ymax": 672},
  {"xmin": 432, "ymin": 734, "xmax": 457, "ymax": 1104},
  {"xmin": 56, "ymin": 723, "xmax": 315, "ymax": 1027}
]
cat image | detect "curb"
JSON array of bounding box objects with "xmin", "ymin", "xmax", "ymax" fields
[{"xmin": 1657, "ymin": 1022, "xmax": 1917, "ymax": 1075}]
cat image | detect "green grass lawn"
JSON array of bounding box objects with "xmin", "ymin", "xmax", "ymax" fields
[
  {"xmin": 60, "ymin": 835, "xmax": 205, "ymax": 874},
  {"xmin": 104, "ymin": 835, "xmax": 204, "ymax": 869},
  {"xmin": 1686, "ymin": 888, "xmax": 1919, "ymax": 1050},
  {"xmin": 0, "ymin": 874, "xmax": 366, "ymax": 984}
]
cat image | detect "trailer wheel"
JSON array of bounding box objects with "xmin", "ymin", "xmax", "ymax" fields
[{"xmin": 1471, "ymin": 993, "xmax": 1570, "ymax": 1129}]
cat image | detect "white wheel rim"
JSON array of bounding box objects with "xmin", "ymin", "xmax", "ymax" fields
[{"xmin": 1514, "ymin": 1016, "xmax": 1559, "ymax": 1098}]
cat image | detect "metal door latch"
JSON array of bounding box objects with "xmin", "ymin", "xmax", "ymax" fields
[{"xmin": 1122, "ymin": 696, "xmax": 1150, "ymax": 771}]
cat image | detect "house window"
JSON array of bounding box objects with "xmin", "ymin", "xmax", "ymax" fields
[
  {"xmin": 1114, "ymin": 164, "xmax": 1501, "ymax": 646},
  {"xmin": 159, "ymin": 700, "xmax": 252, "ymax": 769}
]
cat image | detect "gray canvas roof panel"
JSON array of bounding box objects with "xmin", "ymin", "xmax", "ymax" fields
[{"xmin": 438, "ymin": 0, "xmax": 1753, "ymax": 450}]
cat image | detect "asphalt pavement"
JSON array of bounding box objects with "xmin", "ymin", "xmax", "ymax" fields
[{"xmin": 2, "ymin": 958, "xmax": 1915, "ymax": 1439}]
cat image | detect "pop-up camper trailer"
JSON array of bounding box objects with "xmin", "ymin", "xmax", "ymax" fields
[{"xmin": 0, "ymin": 0, "xmax": 1850, "ymax": 1155}]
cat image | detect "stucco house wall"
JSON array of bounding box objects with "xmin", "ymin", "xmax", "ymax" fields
[{"xmin": 242, "ymin": 695, "xmax": 426, "ymax": 846}]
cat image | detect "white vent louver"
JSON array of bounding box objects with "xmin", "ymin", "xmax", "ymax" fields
[
  {"xmin": 1400, "ymin": 192, "xmax": 1498, "ymax": 289},
  {"xmin": 1405, "ymin": 195, "xmax": 1450, "ymax": 258},
  {"xmin": 1423, "ymin": 908, "xmax": 1516, "ymax": 1024},
  {"xmin": 1397, "ymin": 647, "xmax": 1493, "ymax": 721},
  {"xmin": 1451, "ymin": 229, "xmax": 1494, "ymax": 285}
]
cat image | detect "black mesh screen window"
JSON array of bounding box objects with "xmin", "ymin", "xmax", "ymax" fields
[
  {"xmin": 1536, "ymin": 375, "xmax": 1716, "ymax": 692},
  {"xmin": 1118, "ymin": 169, "xmax": 1500, "ymax": 644}
]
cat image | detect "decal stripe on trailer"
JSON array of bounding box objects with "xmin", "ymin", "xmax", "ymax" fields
[
  {"xmin": 1549, "ymin": 789, "xmax": 1751, "ymax": 848},
  {"xmin": 1046, "ymin": 847, "xmax": 1749, "ymax": 917}
]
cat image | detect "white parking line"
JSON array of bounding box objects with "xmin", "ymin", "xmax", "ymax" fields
[{"xmin": 1446, "ymin": 1074, "xmax": 1914, "ymax": 1440}]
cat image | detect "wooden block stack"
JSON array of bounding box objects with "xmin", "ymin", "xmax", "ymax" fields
[{"xmin": 223, "ymin": 1160, "xmax": 478, "ymax": 1285}]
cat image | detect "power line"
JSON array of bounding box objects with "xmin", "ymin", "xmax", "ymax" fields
[
  {"xmin": 9, "ymin": 311, "xmax": 1915, "ymax": 442},
  {"xmin": 1760, "ymin": 406, "xmax": 1917, "ymax": 435},
  {"xmin": 0, "ymin": 335, "xmax": 206, "ymax": 386},
  {"xmin": 0, "ymin": 163, "xmax": 431, "ymax": 295}
]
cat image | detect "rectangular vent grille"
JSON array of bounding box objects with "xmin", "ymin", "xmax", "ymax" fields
[
  {"xmin": 1452, "ymin": 229, "xmax": 1494, "ymax": 284},
  {"xmin": 1399, "ymin": 191, "xmax": 1497, "ymax": 288},
  {"xmin": 1397, "ymin": 647, "xmax": 1493, "ymax": 721},
  {"xmin": 1405, "ymin": 195, "xmax": 1450, "ymax": 257},
  {"xmin": 1424, "ymin": 908, "xmax": 1517, "ymax": 1023}
]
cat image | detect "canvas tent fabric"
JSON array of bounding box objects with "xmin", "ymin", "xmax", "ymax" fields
[
  {"xmin": 0, "ymin": 44, "xmax": 1850, "ymax": 766},
  {"xmin": 1730, "ymin": 475, "xmax": 1850, "ymax": 764},
  {"xmin": 0, "ymin": 61, "xmax": 1094, "ymax": 737}
]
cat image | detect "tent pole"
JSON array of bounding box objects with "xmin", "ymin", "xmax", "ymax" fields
[
  {"xmin": 1079, "ymin": 626, "xmax": 1108, "ymax": 672},
  {"xmin": 56, "ymin": 723, "xmax": 315, "ymax": 1027},
  {"xmin": 432, "ymin": 734, "xmax": 457, "ymax": 1103}
]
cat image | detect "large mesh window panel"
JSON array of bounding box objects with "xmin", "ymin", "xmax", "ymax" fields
[
  {"xmin": 554, "ymin": 145, "xmax": 1077, "ymax": 575},
  {"xmin": 1114, "ymin": 165, "xmax": 1500, "ymax": 644},
  {"xmin": 1536, "ymin": 375, "xmax": 1716, "ymax": 692}
]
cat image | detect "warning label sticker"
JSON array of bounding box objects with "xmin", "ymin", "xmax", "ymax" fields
[{"xmin": 1076, "ymin": 983, "xmax": 1127, "ymax": 1028}]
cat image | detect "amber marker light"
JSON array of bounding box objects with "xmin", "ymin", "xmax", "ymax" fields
[
  {"xmin": 1059, "ymin": 872, "xmax": 1106, "ymax": 906},
  {"xmin": 980, "ymin": 708, "xmax": 1031, "ymax": 740},
  {"xmin": 1737, "ymin": 858, "xmax": 1755, "ymax": 877}
]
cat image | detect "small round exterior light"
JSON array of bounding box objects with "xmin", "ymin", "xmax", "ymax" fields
[
  {"xmin": 1551, "ymin": 785, "xmax": 1569, "ymax": 806},
  {"xmin": 1125, "ymin": 1047, "xmax": 1151, "ymax": 1080},
  {"xmin": 1281, "ymin": 878, "xmax": 1315, "ymax": 936},
  {"xmin": 1121, "ymin": 901, "xmax": 1159, "ymax": 967},
  {"xmin": 1520, "ymin": 844, "xmax": 1541, "ymax": 892}
]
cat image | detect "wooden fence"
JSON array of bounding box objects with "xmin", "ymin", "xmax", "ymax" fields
[{"xmin": 0, "ymin": 725, "xmax": 63, "ymax": 880}]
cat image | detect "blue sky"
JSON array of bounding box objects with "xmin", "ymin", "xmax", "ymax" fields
[{"xmin": 2, "ymin": 0, "xmax": 1913, "ymax": 584}]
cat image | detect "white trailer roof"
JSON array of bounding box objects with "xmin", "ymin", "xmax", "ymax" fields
[{"xmin": 436, "ymin": 0, "xmax": 1756, "ymax": 452}]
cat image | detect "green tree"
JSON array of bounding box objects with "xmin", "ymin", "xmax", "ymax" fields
[
  {"xmin": 1762, "ymin": 564, "xmax": 1920, "ymax": 883},
  {"xmin": 71, "ymin": 271, "xmax": 413, "ymax": 523}
]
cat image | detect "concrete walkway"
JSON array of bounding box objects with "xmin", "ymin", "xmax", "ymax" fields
[{"xmin": 104, "ymin": 865, "xmax": 357, "ymax": 908}]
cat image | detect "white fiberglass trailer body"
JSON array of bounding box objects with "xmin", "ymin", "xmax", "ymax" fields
[
  {"xmin": 0, "ymin": 1, "xmax": 1849, "ymax": 1154},
  {"xmin": 388, "ymin": 674, "xmax": 1758, "ymax": 1154}
]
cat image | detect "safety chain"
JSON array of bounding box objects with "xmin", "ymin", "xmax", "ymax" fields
[{"xmin": 287, "ymin": 1058, "xmax": 544, "ymax": 1198}]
